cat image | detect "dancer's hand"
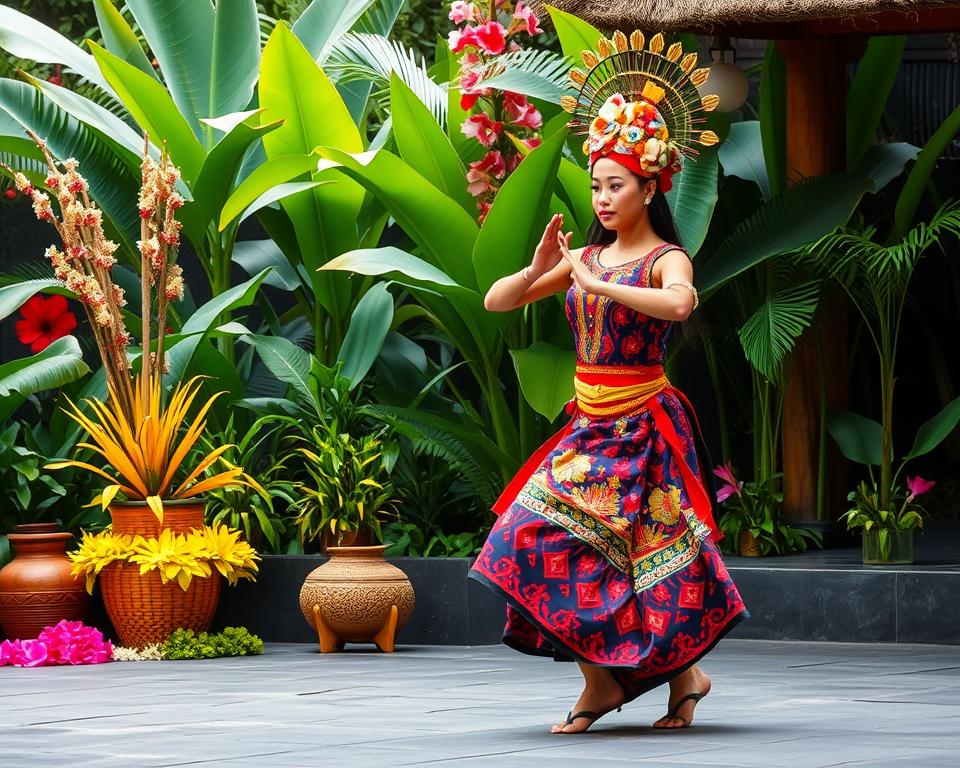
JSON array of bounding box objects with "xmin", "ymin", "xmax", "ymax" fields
[
  {"xmin": 559, "ymin": 230, "xmax": 602, "ymax": 294},
  {"xmin": 528, "ymin": 213, "xmax": 565, "ymax": 279}
]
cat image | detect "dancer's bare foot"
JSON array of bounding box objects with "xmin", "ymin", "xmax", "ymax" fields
[
  {"xmin": 653, "ymin": 665, "xmax": 711, "ymax": 729},
  {"xmin": 551, "ymin": 667, "xmax": 625, "ymax": 734}
]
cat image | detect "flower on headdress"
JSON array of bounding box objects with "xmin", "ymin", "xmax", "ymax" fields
[
  {"xmin": 15, "ymin": 293, "xmax": 78, "ymax": 353},
  {"xmin": 462, "ymin": 113, "xmax": 503, "ymax": 147}
]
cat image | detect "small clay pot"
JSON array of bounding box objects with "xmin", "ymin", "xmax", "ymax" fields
[
  {"xmin": 0, "ymin": 524, "xmax": 89, "ymax": 640},
  {"xmin": 738, "ymin": 530, "xmax": 761, "ymax": 557},
  {"xmin": 300, "ymin": 545, "xmax": 415, "ymax": 650}
]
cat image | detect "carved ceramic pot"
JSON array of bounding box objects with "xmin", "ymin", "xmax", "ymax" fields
[
  {"xmin": 0, "ymin": 523, "xmax": 89, "ymax": 640},
  {"xmin": 299, "ymin": 545, "xmax": 415, "ymax": 651}
]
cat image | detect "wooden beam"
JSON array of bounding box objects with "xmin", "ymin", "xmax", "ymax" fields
[{"xmin": 781, "ymin": 37, "xmax": 849, "ymax": 524}]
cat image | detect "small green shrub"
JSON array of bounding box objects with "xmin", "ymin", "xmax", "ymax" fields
[{"xmin": 162, "ymin": 627, "xmax": 264, "ymax": 660}]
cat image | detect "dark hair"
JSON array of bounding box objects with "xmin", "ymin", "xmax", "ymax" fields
[{"xmin": 586, "ymin": 171, "xmax": 682, "ymax": 248}]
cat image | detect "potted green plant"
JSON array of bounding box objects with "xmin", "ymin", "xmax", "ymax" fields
[
  {"xmin": 840, "ymin": 476, "xmax": 933, "ymax": 565},
  {"xmin": 713, "ymin": 463, "xmax": 821, "ymax": 556},
  {"xmin": 802, "ymin": 202, "xmax": 960, "ymax": 561}
]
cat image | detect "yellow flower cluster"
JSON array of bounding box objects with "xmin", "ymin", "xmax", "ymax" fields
[{"xmin": 69, "ymin": 525, "xmax": 260, "ymax": 594}]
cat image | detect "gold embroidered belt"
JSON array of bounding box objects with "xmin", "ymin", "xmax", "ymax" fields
[{"xmin": 574, "ymin": 363, "xmax": 669, "ymax": 418}]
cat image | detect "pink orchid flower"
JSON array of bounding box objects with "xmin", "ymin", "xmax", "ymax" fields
[
  {"xmin": 512, "ymin": 2, "xmax": 541, "ymax": 36},
  {"xmin": 462, "ymin": 113, "xmax": 504, "ymax": 147},
  {"xmin": 448, "ymin": 1, "xmax": 477, "ymax": 24},
  {"xmin": 906, "ymin": 475, "xmax": 936, "ymax": 502},
  {"xmin": 466, "ymin": 150, "xmax": 506, "ymax": 196},
  {"xmin": 448, "ymin": 26, "xmax": 480, "ymax": 53},
  {"xmin": 504, "ymin": 92, "xmax": 542, "ymax": 130},
  {"xmin": 713, "ymin": 462, "xmax": 743, "ymax": 503}
]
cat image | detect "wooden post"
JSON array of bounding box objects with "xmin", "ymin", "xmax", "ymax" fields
[{"xmin": 780, "ymin": 37, "xmax": 848, "ymax": 523}]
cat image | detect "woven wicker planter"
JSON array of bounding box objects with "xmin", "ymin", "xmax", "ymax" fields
[
  {"xmin": 100, "ymin": 562, "xmax": 221, "ymax": 648},
  {"xmin": 102, "ymin": 499, "xmax": 220, "ymax": 647}
]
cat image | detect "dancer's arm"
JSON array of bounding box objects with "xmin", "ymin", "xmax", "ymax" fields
[
  {"xmin": 484, "ymin": 213, "xmax": 575, "ymax": 312},
  {"xmin": 560, "ymin": 236, "xmax": 696, "ymax": 322}
]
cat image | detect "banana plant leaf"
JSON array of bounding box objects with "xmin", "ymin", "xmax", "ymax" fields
[
  {"xmin": 847, "ymin": 36, "xmax": 906, "ymax": 168},
  {"xmin": 509, "ymin": 341, "xmax": 576, "ymax": 420},
  {"xmin": 827, "ymin": 409, "xmax": 885, "ymax": 467},
  {"xmin": 903, "ymin": 394, "xmax": 960, "ymax": 461},
  {"xmin": 390, "ymin": 73, "xmax": 471, "ymax": 213},
  {"xmin": 0, "ymin": 336, "xmax": 90, "ymax": 423},
  {"xmin": 337, "ymin": 282, "xmax": 395, "ymax": 389},
  {"xmin": 92, "ymin": 0, "xmax": 158, "ymax": 80}
]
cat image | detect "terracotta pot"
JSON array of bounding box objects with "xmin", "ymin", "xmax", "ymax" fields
[
  {"xmin": 0, "ymin": 524, "xmax": 89, "ymax": 640},
  {"xmin": 100, "ymin": 500, "xmax": 219, "ymax": 647},
  {"xmin": 299, "ymin": 545, "xmax": 415, "ymax": 653},
  {"xmin": 99, "ymin": 562, "xmax": 221, "ymax": 648},
  {"xmin": 109, "ymin": 499, "xmax": 205, "ymax": 537},
  {"xmin": 738, "ymin": 530, "xmax": 761, "ymax": 557}
]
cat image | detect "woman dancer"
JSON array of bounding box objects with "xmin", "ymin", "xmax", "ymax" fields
[{"xmin": 468, "ymin": 31, "xmax": 748, "ymax": 735}]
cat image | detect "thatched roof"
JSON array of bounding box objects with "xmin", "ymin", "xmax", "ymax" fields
[{"xmin": 546, "ymin": 0, "xmax": 959, "ymax": 32}]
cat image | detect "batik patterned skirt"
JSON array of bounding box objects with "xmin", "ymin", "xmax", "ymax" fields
[{"xmin": 469, "ymin": 364, "xmax": 748, "ymax": 703}]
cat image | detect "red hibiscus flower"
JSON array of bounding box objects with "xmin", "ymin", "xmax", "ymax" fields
[
  {"xmin": 475, "ymin": 21, "xmax": 507, "ymax": 55},
  {"xmin": 15, "ymin": 294, "xmax": 78, "ymax": 353}
]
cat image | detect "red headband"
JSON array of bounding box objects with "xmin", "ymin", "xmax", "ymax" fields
[{"xmin": 590, "ymin": 151, "xmax": 675, "ymax": 193}]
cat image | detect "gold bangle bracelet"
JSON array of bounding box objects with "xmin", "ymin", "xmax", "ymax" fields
[{"xmin": 664, "ymin": 280, "xmax": 699, "ymax": 311}]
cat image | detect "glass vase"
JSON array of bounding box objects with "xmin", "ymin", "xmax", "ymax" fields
[{"xmin": 862, "ymin": 529, "xmax": 914, "ymax": 565}]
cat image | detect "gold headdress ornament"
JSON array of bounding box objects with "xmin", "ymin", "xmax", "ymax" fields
[{"xmin": 561, "ymin": 31, "xmax": 719, "ymax": 191}]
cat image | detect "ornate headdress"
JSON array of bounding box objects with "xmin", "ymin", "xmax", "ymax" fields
[{"xmin": 561, "ymin": 31, "xmax": 719, "ymax": 192}]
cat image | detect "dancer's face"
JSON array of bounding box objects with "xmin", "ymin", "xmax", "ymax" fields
[{"xmin": 590, "ymin": 157, "xmax": 655, "ymax": 231}]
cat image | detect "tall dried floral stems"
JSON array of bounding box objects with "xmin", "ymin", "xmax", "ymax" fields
[{"xmin": 3, "ymin": 130, "xmax": 133, "ymax": 417}]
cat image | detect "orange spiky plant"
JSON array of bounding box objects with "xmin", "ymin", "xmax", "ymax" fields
[{"xmin": 8, "ymin": 133, "xmax": 262, "ymax": 521}]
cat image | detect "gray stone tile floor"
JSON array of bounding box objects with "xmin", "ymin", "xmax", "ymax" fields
[{"xmin": 1, "ymin": 639, "xmax": 958, "ymax": 767}]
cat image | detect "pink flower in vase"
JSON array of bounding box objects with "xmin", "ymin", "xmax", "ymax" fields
[
  {"xmin": 462, "ymin": 113, "xmax": 504, "ymax": 147},
  {"xmin": 512, "ymin": 2, "xmax": 542, "ymax": 36},
  {"xmin": 906, "ymin": 475, "xmax": 936, "ymax": 502},
  {"xmin": 713, "ymin": 462, "xmax": 743, "ymax": 503},
  {"xmin": 448, "ymin": 1, "xmax": 478, "ymax": 24},
  {"xmin": 475, "ymin": 21, "xmax": 507, "ymax": 55}
]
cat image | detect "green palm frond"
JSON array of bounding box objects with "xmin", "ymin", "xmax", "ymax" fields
[
  {"xmin": 468, "ymin": 48, "xmax": 574, "ymax": 104},
  {"xmin": 738, "ymin": 268, "xmax": 821, "ymax": 384},
  {"xmin": 324, "ymin": 32, "xmax": 447, "ymax": 126},
  {"xmin": 365, "ymin": 403, "xmax": 502, "ymax": 505},
  {"xmin": 803, "ymin": 200, "xmax": 960, "ymax": 296},
  {"xmin": 698, "ymin": 171, "xmax": 872, "ymax": 295}
]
